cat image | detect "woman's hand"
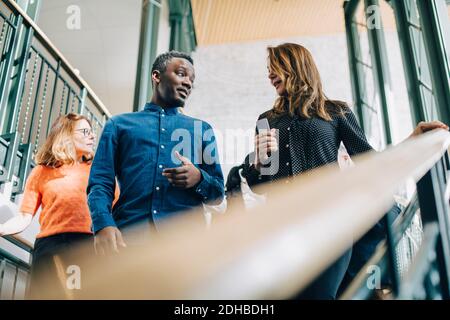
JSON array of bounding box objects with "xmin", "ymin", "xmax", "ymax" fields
[
  {"xmin": 409, "ymin": 121, "xmax": 448, "ymax": 138},
  {"xmin": 254, "ymin": 129, "xmax": 278, "ymax": 171}
]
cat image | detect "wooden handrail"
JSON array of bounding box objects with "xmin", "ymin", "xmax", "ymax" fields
[
  {"xmin": 72, "ymin": 129, "xmax": 450, "ymax": 299},
  {"xmin": 3, "ymin": 0, "xmax": 112, "ymax": 118}
]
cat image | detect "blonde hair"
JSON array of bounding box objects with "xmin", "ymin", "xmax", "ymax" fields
[
  {"xmin": 35, "ymin": 113, "xmax": 93, "ymax": 167},
  {"xmin": 267, "ymin": 43, "xmax": 345, "ymax": 120}
]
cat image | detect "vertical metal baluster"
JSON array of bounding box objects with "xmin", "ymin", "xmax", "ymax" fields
[
  {"xmin": 70, "ymin": 93, "xmax": 76, "ymax": 113},
  {"xmin": 26, "ymin": 53, "xmax": 44, "ymax": 149},
  {"xmin": 46, "ymin": 61, "xmax": 61, "ymax": 137},
  {"xmin": 0, "ymin": 17, "xmax": 21, "ymax": 134},
  {"xmin": 0, "ymin": 18, "xmax": 11, "ymax": 60},
  {"xmin": 76, "ymin": 97, "xmax": 80, "ymax": 114},
  {"xmin": 79, "ymin": 88, "xmax": 87, "ymax": 115},
  {"xmin": 20, "ymin": 52, "xmax": 39, "ymax": 144},
  {"xmin": 33, "ymin": 64, "xmax": 49, "ymax": 154},
  {"xmin": 0, "ymin": 20, "xmax": 7, "ymax": 49},
  {"xmin": 417, "ymin": 162, "xmax": 450, "ymax": 299},
  {"xmin": 65, "ymin": 88, "xmax": 71, "ymax": 114},
  {"xmin": 59, "ymin": 84, "xmax": 66, "ymax": 115},
  {"xmin": 14, "ymin": 46, "xmax": 33, "ymax": 132},
  {"xmin": 93, "ymin": 118, "xmax": 99, "ymax": 138},
  {"xmin": 384, "ymin": 211, "xmax": 401, "ymax": 297}
]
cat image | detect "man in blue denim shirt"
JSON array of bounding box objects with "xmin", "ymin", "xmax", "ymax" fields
[{"xmin": 87, "ymin": 51, "xmax": 224, "ymax": 254}]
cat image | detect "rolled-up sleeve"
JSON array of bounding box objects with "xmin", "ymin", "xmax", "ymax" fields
[
  {"xmin": 194, "ymin": 122, "xmax": 225, "ymax": 204},
  {"xmin": 87, "ymin": 119, "xmax": 118, "ymax": 233}
]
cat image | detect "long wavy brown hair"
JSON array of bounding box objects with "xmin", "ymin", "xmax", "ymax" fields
[
  {"xmin": 35, "ymin": 113, "xmax": 93, "ymax": 167},
  {"xmin": 267, "ymin": 43, "xmax": 345, "ymax": 120}
]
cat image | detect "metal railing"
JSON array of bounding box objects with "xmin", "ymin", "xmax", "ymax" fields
[
  {"xmin": 341, "ymin": 194, "xmax": 426, "ymax": 299},
  {"xmin": 0, "ymin": 0, "xmax": 111, "ymax": 299},
  {"xmin": 0, "ymin": 0, "xmax": 111, "ymax": 199},
  {"xmin": 0, "ymin": 233, "xmax": 32, "ymax": 299}
]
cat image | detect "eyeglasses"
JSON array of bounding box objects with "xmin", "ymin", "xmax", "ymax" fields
[{"xmin": 75, "ymin": 128, "xmax": 94, "ymax": 137}]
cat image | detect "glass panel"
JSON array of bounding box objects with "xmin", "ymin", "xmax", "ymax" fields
[
  {"xmin": 407, "ymin": 0, "xmax": 439, "ymax": 121},
  {"xmin": 358, "ymin": 29, "xmax": 372, "ymax": 67},
  {"xmin": 380, "ymin": 2, "xmax": 414, "ymax": 143},
  {"xmin": 421, "ymin": 86, "xmax": 438, "ymax": 121},
  {"xmin": 362, "ymin": 63, "xmax": 383, "ymax": 149},
  {"xmin": 351, "ymin": 0, "xmax": 385, "ymax": 150},
  {"xmin": 410, "ymin": 27, "xmax": 433, "ymax": 88},
  {"xmin": 405, "ymin": 0, "xmax": 420, "ymax": 26}
]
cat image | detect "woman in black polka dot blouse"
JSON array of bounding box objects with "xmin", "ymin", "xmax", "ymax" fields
[{"xmin": 241, "ymin": 43, "xmax": 448, "ymax": 299}]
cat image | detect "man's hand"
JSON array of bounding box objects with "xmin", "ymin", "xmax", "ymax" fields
[
  {"xmin": 162, "ymin": 151, "xmax": 202, "ymax": 189},
  {"xmin": 94, "ymin": 226, "xmax": 126, "ymax": 255},
  {"xmin": 410, "ymin": 121, "xmax": 448, "ymax": 138}
]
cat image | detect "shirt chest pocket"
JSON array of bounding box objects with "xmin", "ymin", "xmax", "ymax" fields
[{"xmin": 119, "ymin": 130, "xmax": 160, "ymax": 162}]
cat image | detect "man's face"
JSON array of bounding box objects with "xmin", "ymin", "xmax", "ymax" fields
[{"xmin": 154, "ymin": 57, "xmax": 195, "ymax": 107}]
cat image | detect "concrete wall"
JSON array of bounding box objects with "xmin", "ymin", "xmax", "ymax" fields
[
  {"xmin": 185, "ymin": 31, "xmax": 413, "ymax": 178},
  {"xmin": 37, "ymin": 0, "xmax": 142, "ymax": 115},
  {"xmin": 185, "ymin": 34, "xmax": 351, "ymax": 177}
]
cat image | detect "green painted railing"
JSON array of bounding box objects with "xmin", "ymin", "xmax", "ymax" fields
[
  {"xmin": 0, "ymin": 0, "xmax": 111, "ymax": 299},
  {"xmin": 344, "ymin": 0, "xmax": 450, "ymax": 299},
  {"xmin": 0, "ymin": 0, "xmax": 111, "ymax": 199}
]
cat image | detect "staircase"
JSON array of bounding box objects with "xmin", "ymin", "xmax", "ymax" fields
[{"xmin": 0, "ymin": 0, "xmax": 111, "ymax": 299}]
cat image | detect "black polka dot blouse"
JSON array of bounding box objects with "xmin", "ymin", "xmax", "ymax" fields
[{"xmin": 242, "ymin": 101, "xmax": 374, "ymax": 185}]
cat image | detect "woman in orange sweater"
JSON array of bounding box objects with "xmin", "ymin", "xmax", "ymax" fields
[{"xmin": 0, "ymin": 113, "xmax": 118, "ymax": 299}]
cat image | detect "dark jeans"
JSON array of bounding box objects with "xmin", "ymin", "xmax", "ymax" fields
[
  {"xmin": 28, "ymin": 232, "xmax": 93, "ymax": 299},
  {"xmin": 294, "ymin": 248, "xmax": 353, "ymax": 300},
  {"xmin": 337, "ymin": 204, "xmax": 402, "ymax": 296}
]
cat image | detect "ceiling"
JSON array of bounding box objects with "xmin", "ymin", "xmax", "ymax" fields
[
  {"xmin": 37, "ymin": 0, "xmax": 142, "ymax": 115},
  {"xmin": 191, "ymin": 0, "xmax": 401, "ymax": 46}
]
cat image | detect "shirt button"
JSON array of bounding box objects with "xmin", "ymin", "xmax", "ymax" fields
[
  {"xmin": 159, "ymin": 164, "xmax": 163, "ymax": 169},
  {"xmin": 287, "ymin": 127, "xmax": 290, "ymax": 131},
  {"xmin": 286, "ymin": 162, "xmax": 290, "ymax": 166},
  {"xmin": 161, "ymin": 114, "xmax": 165, "ymax": 117},
  {"xmin": 156, "ymin": 186, "xmax": 160, "ymax": 191},
  {"xmin": 161, "ymin": 145, "xmax": 165, "ymax": 149},
  {"xmin": 286, "ymin": 144, "xmax": 289, "ymax": 148},
  {"xmin": 198, "ymin": 188, "xmax": 202, "ymax": 192},
  {"xmin": 161, "ymin": 128, "xmax": 166, "ymax": 132},
  {"xmin": 153, "ymin": 210, "xmax": 157, "ymax": 214}
]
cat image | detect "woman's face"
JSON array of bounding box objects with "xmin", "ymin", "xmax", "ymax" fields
[
  {"xmin": 73, "ymin": 119, "xmax": 95, "ymax": 159},
  {"xmin": 267, "ymin": 62, "xmax": 286, "ymax": 96}
]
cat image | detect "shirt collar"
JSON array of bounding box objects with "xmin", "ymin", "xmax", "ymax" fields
[{"xmin": 143, "ymin": 102, "xmax": 180, "ymax": 115}]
